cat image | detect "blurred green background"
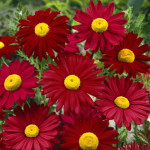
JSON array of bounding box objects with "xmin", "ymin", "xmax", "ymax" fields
[{"xmin": 0, "ymin": 0, "xmax": 150, "ymax": 44}]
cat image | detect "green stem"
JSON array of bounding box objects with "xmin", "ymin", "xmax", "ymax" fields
[
  {"xmin": 90, "ymin": 51, "xmax": 94, "ymax": 59},
  {"xmin": 36, "ymin": 58, "xmax": 43, "ymax": 81},
  {"xmin": 1, "ymin": 57, "xmax": 7, "ymax": 65},
  {"xmin": 26, "ymin": 100, "xmax": 30, "ymax": 106},
  {"xmin": 36, "ymin": 58, "xmax": 40, "ymax": 70},
  {"xmin": 116, "ymin": 124, "xmax": 119, "ymax": 148}
]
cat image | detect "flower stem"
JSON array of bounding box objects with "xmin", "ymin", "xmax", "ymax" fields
[
  {"xmin": 116, "ymin": 124, "xmax": 119, "ymax": 148},
  {"xmin": 1, "ymin": 57, "xmax": 7, "ymax": 66},
  {"xmin": 36, "ymin": 58, "xmax": 42, "ymax": 81},
  {"xmin": 90, "ymin": 52, "xmax": 94, "ymax": 59}
]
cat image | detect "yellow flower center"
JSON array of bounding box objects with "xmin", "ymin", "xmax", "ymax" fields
[
  {"xmin": 35, "ymin": 23, "xmax": 49, "ymax": 37},
  {"xmin": 0, "ymin": 42, "xmax": 5, "ymax": 49},
  {"xmin": 79, "ymin": 132, "xmax": 99, "ymax": 150},
  {"xmin": 4, "ymin": 74, "xmax": 22, "ymax": 91},
  {"xmin": 24, "ymin": 124, "xmax": 39, "ymax": 138},
  {"xmin": 91, "ymin": 18, "xmax": 108, "ymax": 33},
  {"xmin": 118, "ymin": 49, "xmax": 135, "ymax": 63},
  {"xmin": 114, "ymin": 96, "xmax": 130, "ymax": 109},
  {"xmin": 64, "ymin": 75, "xmax": 80, "ymax": 90}
]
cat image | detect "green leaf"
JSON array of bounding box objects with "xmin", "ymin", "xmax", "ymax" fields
[{"xmin": 118, "ymin": 126, "xmax": 128, "ymax": 142}]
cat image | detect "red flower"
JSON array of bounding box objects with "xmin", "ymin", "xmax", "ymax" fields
[
  {"xmin": 60, "ymin": 109, "xmax": 119, "ymax": 150},
  {"xmin": 2, "ymin": 103, "xmax": 60, "ymax": 150},
  {"xmin": 0, "ymin": 108, "xmax": 6, "ymax": 120},
  {"xmin": 120, "ymin": 142, "xmax": 148, "ymax": 150},
  {"xmin": 0, "ymin": 133, "xmax": 10, "ymax": 150},
  {"xmin": 0, "ymin": 59, "xmax": 38, "ymax": 109},
  {"xmin": 63, "ymin": 33, "xmax": 80, "ymax": 53},
  {"xmin": 95, "ymin": 76, "xmax": 150, "ymax": 130},
  {"xmin": 101, "ymin": 32, "xmax": 150, "ymax": 78},
  {"xmin": 40, "ymin": 54, "xmax": 105, "ymax": 114},
  {"xmin": 16, "ymin": 8, "xmax": 70, "ymax": 60},
  {"xmin": 73, "ymin": 0, "xmax": 127, "ymax": 53},
  {"xmin": 0, "ymin": 36, "xmax": 18, "ymax": 59}
]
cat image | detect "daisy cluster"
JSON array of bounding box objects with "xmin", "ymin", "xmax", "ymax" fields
[{"xmin": 0, "ymin": 0, "xmax": 149, "ymax": 150}]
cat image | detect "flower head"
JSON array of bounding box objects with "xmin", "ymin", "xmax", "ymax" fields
[
  {"xmin": 102, "ymin": 32, "xmax": 150, "ymax": 78},
  {"xmin": 95, "ymin": 76, "xmax": 150, "ymax": 130},
  {"xmin": 2, "ymin": 103, "xmax": 60, "ymax": 150},
  {"xmin": 0, "ymin": 36, "xmax": 18, "ymax": 59},
  {"xmin": 73, "ymin": 0, "xmax": 127, "ymax": 53},
  {"xmin": 40, "ymin": 54, "xmax": 105, "ymax": 114},
  {"xmin": 16, "ymin": 8, "xmax": 70, "ymax": 60},
  {"xmin": 0, "ymin": 59, "xmax": 38, "ymax": 109},
  {"xmin": 60, "ymin": 109, "xmax": 119, "ymax": 150}
]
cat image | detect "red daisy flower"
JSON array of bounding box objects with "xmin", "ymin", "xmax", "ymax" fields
[
  {"xmin": 2, "ymin": 102, "xmax": 60, "ymax": 150},
  {"xmin": 95, "ymin": 76, "xmax": 150, "ymax": 130},
  {"xmin": 0, "ymin": 36, "xmax": 18, "ymax": 60},
  {"xmin": 16, "ymin": 8, "xmax": 70, "ymax": 60},
  {"xmin": 0, "ymin": 59, "xmax": 38, "ymax": 109},
  {"xmin": 60, "ymin": 109, "xmax": 119, "ymax": 150},
  {"xmin": 120, "ymin": 142, "xmax": 148, "ymax": 150},
  {"xmin": 40, "ymin": 54, "xmax": 105, "ymax": 114},
  {"xmin": 63, "ymin": 33, "xmax": 80, "ymax": 54},
  {"xmin": 101, "ymin": 32, "xmax": 150, "ymax": 78},
  {"xmin": 73, "ymin": 0, "xmax": 127, "ymax": 53}
]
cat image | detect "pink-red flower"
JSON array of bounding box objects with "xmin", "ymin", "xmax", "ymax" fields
[
  {"xmin": 73, "ymin": 0, "xmax": 127, "ymax": 53},
  {"xmin": 60, "ymin": 109, "xmax": 119, "ymax": 150},
  {"xmin": 101, "ymin": 32, "xmax": 150, "ymax": 78},
  {"xmin": 0, "ymin": 36, "xmax": 18, "ymax": 59},
  {"xmin": 16, "ymin": 8, "xmax": 70, "ymax": 60},
  {"xmin": 0, "ymin": 133, "xmax": 10, "ymax": 150},
  {"xmin": 63, "ymin": 33, "xmax": 80, "ymax": 53},
  {"xmin": 0, "ymin": 59, "xmax": 38, "ymax": 109},
  {"xmin": 40, "ymin": 54, "xmax": 105, "ymax": 114},
  {"xmin": 0, "ymin": 108, "xmax": 6, "ymax": 120},
  {"xmin": 120, "ymin": 142, "xmax": 148, "ymax": 150},
  {"xmin": 95, "ymin": 76, "xmax": 150, "ymax": 130},
  {"xmin": 2, "ymin": 103, "xmax": 60, "ymax": 150}
]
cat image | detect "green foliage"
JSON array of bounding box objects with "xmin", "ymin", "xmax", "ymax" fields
[
  {"xmin": 134, "ymin": 120, "xmax": 150, "ymax": 149},
  {"xmin": 0, "ymin": 0, "xmax": 12, "ymax": 10},
  {"xmin": 124, "ymin": 6, "xmax": 150, "ymax": 46},
  {"xmin": 128, "ymin": 0, "xmax": 144, "ymax": 14},
  {"xmin": 118, "ymin": 126, "xmax": 128, "ymax": 147},
  {"xmin": 10, "ymin": 0, "xmax": 44, "ymax": 7},
  {"xmin": 124, "ymin": 7, "xmax": 146, "ymax": 36},
  {"xmin": 0, "ymin": 0, "xmax": 12, "ymax": 36},
  {"xmin": 9, "ymin": 3, "xmax": 29, "ymax": 36}
]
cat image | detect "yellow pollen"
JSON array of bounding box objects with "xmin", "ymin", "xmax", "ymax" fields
[
  {"xmin": 91, "ymin": 18, "xmax": 108, "ymax": 33},
  {"xmin": 24, "ymin": 124, "xmax": 39, "ymax": 138},
  {"xmin": 35, "ymin": 23, "xmax": 49, "ymax": 37},
  {"xmin": 4, "ymin": 74, "xmax": 22, "ymax": 91},
  {"xmin": 114, "ymin": 96, "xmax": 130, "ymax": 109},
  {"xmin": 79, "ymin": 132, "xmax": 99, "ymax": 150},
  {"xmin": 64, "ymin": 75, "xmax": 80, "ymax": 90},
  {"xmin": 118, "ymin": 49, "xmax": 135, "ymax": 63},
  {"xmin": 0, "ymin": 42, "xmax": 5, "ymax": 49}
]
